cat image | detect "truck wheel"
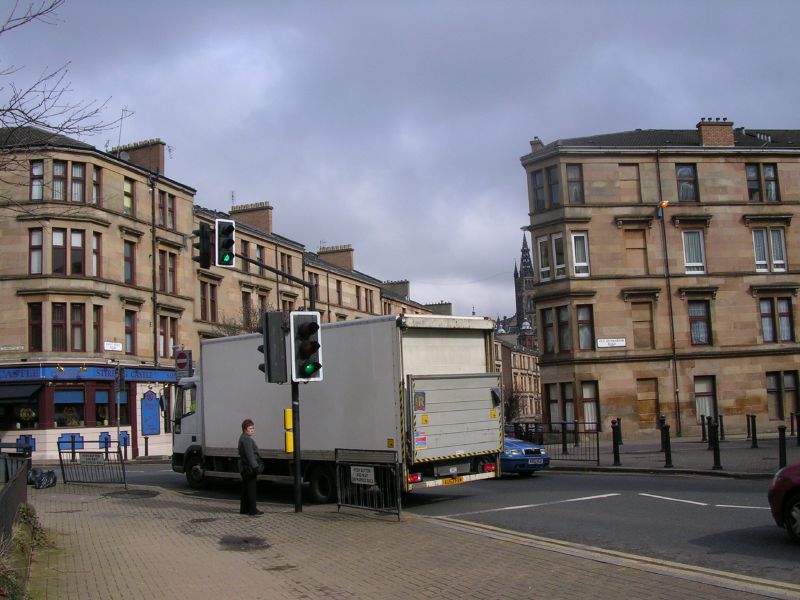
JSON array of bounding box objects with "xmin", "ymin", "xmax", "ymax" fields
[
  {"xmin": 185, "ymin": 456, "xmax": 207, "ymax": 489},
  {"xmin": 306, "ymin": 465, "xmax": 336, "ymax": 503},
  {"xmin": 785, "ymin": 493, "xmax": 800, "ymax": 543}
]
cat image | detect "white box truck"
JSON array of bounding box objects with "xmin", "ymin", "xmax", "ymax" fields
[{"xmin": 171, "ymin": 314, "xmax": 502, "ymax": 502}]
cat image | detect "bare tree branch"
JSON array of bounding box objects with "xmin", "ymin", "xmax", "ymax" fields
[
  {"xmin": 0, "ymin": 0, "xmax": 117, "ymax": 216},
  {"xmin": 1, "ymin": 0, "xmax": 64, "ymax": 36}
]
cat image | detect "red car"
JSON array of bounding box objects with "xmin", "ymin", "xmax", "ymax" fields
[{"xmin": 768, "ymin": 463, "xmax": 800, "ymax": 543}]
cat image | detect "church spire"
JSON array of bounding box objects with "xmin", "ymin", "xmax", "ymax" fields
[{"xmin": 519, "ymin": 233, "xmax": 534, "ymax": 277}]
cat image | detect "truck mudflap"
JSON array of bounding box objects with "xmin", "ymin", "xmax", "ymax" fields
[{"xmin": 408, "ymin": 471, "xmax": 497, "ymax": 491}]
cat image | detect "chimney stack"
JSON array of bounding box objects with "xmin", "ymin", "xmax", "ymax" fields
[
  {"xmin": 529, "ymin": 137, "xmax": 544, "ymax": 152},
  {"xmin": 318, "ymin": 244, "xmax": 354, "ymax": 271},
  {"xmin": 111, "ymin": 139, "xmax": 165, "ymax": 174},
  {"xmin": 230, "ymin": 201, "xmax": 273, "ymax": 234},
  {"xmin": 696, "ymin": 117, "xmax": 734, "ymax": 147}
]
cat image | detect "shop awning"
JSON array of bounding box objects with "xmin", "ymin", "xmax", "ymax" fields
[{"xmin": 0, "ymin": 384, "xmax": 42, "ymax": 403}]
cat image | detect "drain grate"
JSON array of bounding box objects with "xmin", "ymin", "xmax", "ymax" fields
[
  {"xmin": 219, "ymin": 535, "xmax": 270, "ymax": 552},
  {"xmin": 189, "ymin": 517, "xmax": 217, "ymax": 524}
]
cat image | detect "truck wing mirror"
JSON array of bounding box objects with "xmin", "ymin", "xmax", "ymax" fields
[{"xmin": 491, "ymin": 387, "xmax": 502, "ymax": 407}]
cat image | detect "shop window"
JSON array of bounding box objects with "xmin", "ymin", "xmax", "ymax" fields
[{"xmin": 54, "ymin": 389, "xmax": 85, "ymax": 427}]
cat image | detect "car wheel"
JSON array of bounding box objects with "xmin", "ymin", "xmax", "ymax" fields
[
  {"xmin": 185, "ymin": 455, "xmax": 207, "ymax": 489},
  {"xmin": 306, "ymin": 464, "xmax": 336, "ymax": 504},
  {"xmin": 785, "ymin": 492, "xmax": 800, "ymax": 543}
]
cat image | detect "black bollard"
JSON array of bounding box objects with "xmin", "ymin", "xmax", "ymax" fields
[
  {"xmin": 659, "ymin": 415, "xmax": 667, "ymax": 452},
  {"xmin": 746, "ymin": 413, "xmax": 751, "ymax": 439},
  {"xmin": 611, "ymin": 419, "xmax": 621, "ymax": 466},
  {"xmin": 791, "ymin": 413, "xmax": 795, "ymax": 437},
  {"xmin": 700, "ymin": 414, "xmax": 707, "ymax": 442},
  {"xmin": 71, "ymin": 434, "xmax": 77, "ymax": 463},
  {"xmin": 778, "ymin": 426, "xmax": 787, "ymax": 469},
  {"xmin": 706, "ymin": 416, "xmax": 714, "ymax": 450},
  {"xmin": 617, "ymin": 417, "xmax": 623, "ymax": 445},
  {"xmin": 718, "ymin": 414, "xmax": 725, "ymax": 441},
  {"xmin": 573, "ymin": 420, "xmax": 580, "ymax": 447},
  {"xmin": 750, "ymin": 414, "xmax": 759, "ymax": 449},
  {"xmin": 710, "ymin": 422, "xmax": 722, "ymax": 470},
  {"xmin": 561, "ymin": 423, "xmax": 569, "ymax": 455},
  {"xmin": 663, "ymin": 424, "xmax": 673, "ymax": 468}
]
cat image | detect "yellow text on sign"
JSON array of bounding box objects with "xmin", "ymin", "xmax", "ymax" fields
[
  {"xmin": 489, "ymin": 409, "xmax": 497, "ymax": 420},
  {"xmin": 421, "ymin": 414, "xmax": 429, "ymax": 425}
]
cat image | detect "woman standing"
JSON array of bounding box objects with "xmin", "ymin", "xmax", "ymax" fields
[{"xmin": 238, "ymin": 418, "xmax": 263, "ymax": 516}]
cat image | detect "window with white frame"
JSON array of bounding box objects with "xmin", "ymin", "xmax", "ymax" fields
[
  {"xmin": 537, "ymin": 236, "xmax": 551, "ymax": 281},
  {"xmin": 752, "ymin": 228, "xmax": 786, "ymax": 272},
  {"xmin": 552, "ymin": 233, "xmax": 566, "ymax": 278},
  {"xmin": 571, "ymin": 232, "xmax": 590, "ymax": 276},
  {"xmin": 694, "ymin": 376, "xmax": 716, "ymax": 422},
  {"xmin": 682, "ymin": 230, "xmax": 706, "ymax": 274},
  {"xmin": 29, "ymin": 228, "xmax": 43, "ymax": 274}
]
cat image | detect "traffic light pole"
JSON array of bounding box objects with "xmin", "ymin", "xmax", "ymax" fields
[{"xmin": 235, "ymin": 251, "xmax": 315, "ymax": 513}]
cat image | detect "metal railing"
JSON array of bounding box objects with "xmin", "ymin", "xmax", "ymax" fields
[
  {"xmin": 515, "ymin": 421, "xmax": 600, "ymax": 465},
  {"xmin": 0, "ymin": 444, "xmax": 31, "ymax": 546},
  {"xmin": 57, "ymin": 438, "xmax": 127, "ymax": 487},
  {"xmin": 335, "ymin": 449, "xmax": 401, "ymax": 520}
]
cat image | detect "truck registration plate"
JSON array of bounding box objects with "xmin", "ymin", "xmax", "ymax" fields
[
  {"xmin": 441, "ymin": 476, "xmax": 463, "ymax": 486},
  {"xmin": 527, "ymin": 458, "xmax": 543, "ymax": 465}
]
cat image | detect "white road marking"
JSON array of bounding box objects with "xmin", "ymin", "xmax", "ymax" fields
[
  {"xmin": 639, "ymin": 493, "xmax": 707, "ymax": 506},
  {"xmin": 445, "ymin": 493, "xmax": 620, "ymax": 517},
  {"xmin": 715, "ymin": 504, "xmax": 770, "ymax": 510}
]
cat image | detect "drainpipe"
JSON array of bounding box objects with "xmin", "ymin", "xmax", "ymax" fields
[
  {"xmin": 656, "ymin": 151, "xmax": 681, "ymax": 436},
  {"xmin": 150, "ymin": 173, "xmax": 159, "ymax": 368}
]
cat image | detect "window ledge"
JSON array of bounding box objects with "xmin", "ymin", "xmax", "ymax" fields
[
  {"xmin": 615, "ymin": 215, "xmax": 654, "ymax": 229},
  {"xmin": 156, "ymin": 235, "xmax": 184, "ymax": 251},
  {"xmin": 749, "ymin": 283, "xmax": 800, "ymax": 298},
  {"xmin": 621, "ymin": 287, "xmax": 660, "ymax": 302},
  {"xmin": 156, "ymin": 302, "xmax": 184, "ymax": 315},
  {"xmin": 17, "ymin": 287, "xmax": 111, "ymax": 299},
  {"xmin": 678, "ymin": 286, "xmax": 719, "ymax": 299},
  {"xmin": 671, "ymin": 214, "xmax": 712, "ymax": 228},
  {"xmin": 119, "ymin": 225, "xmax": 145, "ymax": 238},
  {"xmin": 743, "ymin": 214, "xmax": 793, "ymax": 227},
  {"xmin": 119, "ymin": 295, "xmax": 145, "ymax": 307}
]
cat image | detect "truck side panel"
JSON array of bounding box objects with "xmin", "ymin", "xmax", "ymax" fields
[{"xmin": 200, "ymin": 318, "xmax": 402, "ymax": 457}]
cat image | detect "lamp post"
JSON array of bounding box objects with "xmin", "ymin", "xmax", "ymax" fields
[{"xmin": 656, "ymin": 151, "xmax": 682, "ymax": 436}]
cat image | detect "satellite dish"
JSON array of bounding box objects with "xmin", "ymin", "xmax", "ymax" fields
[{"xmin": 119, "ymin": 151, "xmax": 130, "ymax": 161}]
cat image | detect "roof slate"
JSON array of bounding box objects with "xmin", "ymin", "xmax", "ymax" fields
[
  {"xmin": 0, "ymin": 126, "xmax": 95, "ymax": 150},
  {"xmin": 525, "ymin": 127, "xmax": 800, "ymax": 159}
]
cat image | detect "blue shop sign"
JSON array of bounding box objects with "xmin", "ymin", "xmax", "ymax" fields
[
  {"xmin": 0, "ymin": 366, "xmax": 116, "ymax": 381},
  {"xmin": 0, "ymin": 366, "xmax": 174, "ymax": 383},
  {"xmin": 123, "ymin": 369, "xmax": 176, "ymax": 383}
]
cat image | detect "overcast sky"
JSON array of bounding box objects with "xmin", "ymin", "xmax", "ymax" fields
[{"xmin": 3, "ymin": 0, "xmax": 799, "ymax": 319}]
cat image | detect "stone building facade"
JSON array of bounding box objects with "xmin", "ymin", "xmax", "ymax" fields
[
  {"xmin": 0, "ymin": 128, "xmax": 433, "ymax": 460},
  {"xmin": 521, "ymin": 119, "xmax": 800, "ymax": 439}
]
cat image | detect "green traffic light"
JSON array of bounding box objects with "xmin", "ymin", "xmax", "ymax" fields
[
  {"xmin": 222, "ymin": 253, "xmax": 232, "ymax": 263},
  {"xmin": 301, "ymin": 361, "xmax": 321, "ymax": 376}
]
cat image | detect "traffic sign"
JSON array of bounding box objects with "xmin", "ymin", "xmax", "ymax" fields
[{"xmin": 175, "ymin": 350, "xmax": 192, "ymax": 378}]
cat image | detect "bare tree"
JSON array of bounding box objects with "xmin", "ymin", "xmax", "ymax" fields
[
  {"xmin": 210, "ymin": 304, "xmax": 269, "ymax": 338},
  {"xmin": 0, "ymin": 0, "xmax": 114, "ymax": 210}
]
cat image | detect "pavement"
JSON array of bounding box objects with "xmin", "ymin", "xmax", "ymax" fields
[{"xmin": 22, "ymin": 433, "xmax": 800, "ymax": 600}]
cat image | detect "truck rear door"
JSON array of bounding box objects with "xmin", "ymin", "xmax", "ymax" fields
[{"xmin": 408, "ymin": 373, "xmax": 502, "ymax": 464}]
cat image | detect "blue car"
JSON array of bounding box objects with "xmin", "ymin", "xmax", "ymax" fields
[{"xmin": 501, "ymin": 437, "xmax": 549, "ymax": 476}]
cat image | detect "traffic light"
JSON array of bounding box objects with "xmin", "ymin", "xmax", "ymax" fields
[
  {"xmin": 257, "ymin": 311, "xmax": 288, "ymax": 384},
  {"xmin": 289, "ymin": 311, "xmax": 322, "ymax": 382},
  {"xmin": 192, "ymin": 222, "xmax": 212, "ymax": 269},
  {"xmin": 215, "ymin": 218, "xmax": 236, "ymax": 268}
]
